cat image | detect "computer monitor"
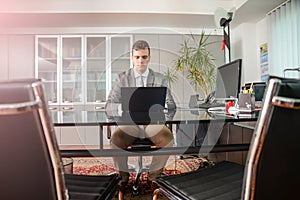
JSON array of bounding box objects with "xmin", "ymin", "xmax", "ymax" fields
[{"xmin": 215, "ymin": 59, "xmax": 242, "ymax": 99}]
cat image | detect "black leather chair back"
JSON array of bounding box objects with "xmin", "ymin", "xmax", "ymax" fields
[
  {"xmin": 0, "ymin": 79, "xmax": 66, "ymax": 200},
  {"xmin": 243, "ymin": 78, "xmax": 300, "ymax": 200}
]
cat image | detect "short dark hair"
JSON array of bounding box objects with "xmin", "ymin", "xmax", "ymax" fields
[{"xmin": 132, "ymin": 40, "xmax": 150, "ymax": 55}]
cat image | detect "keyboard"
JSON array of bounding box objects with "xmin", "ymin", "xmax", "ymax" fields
[{"xmin": 197, "ymin": 102, "xmax": 225, "ymax": 109}]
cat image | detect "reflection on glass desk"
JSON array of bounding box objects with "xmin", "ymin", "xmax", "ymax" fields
[
  {"xmin": 52, "ymin": 109, "xmax": 258, "ymax": 126},
  {"xmin": 54, "ymin": 109, "xmax": 258, "ymax": 158}
]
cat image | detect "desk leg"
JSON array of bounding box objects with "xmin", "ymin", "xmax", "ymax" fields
[{"xmin": 99, "ymin": 125, "xmax": 104, "ymax": 149}]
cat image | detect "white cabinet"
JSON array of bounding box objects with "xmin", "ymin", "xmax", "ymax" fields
[
  {"xmin": 35, "ymin": 35, "xmax": 132, "ymax": 145},
  {"xmin": 0, "ymin": 36, "xmax": 9, "ymax": 80},
  {"xmin": 60, "ymin": 126, "xmax": 85, "ymax": 145},
  {"xmin": 110, "ymin": 36, "xmax": 132, "ymax": 88},
  {"xmin": 35, "ymin": 34, "xmax": 132, "ymax": 109},
  {"xmin": 86, "ymin": 36, "xmax": 107, "ymax": 104},
  {"xmin": 61, "ymin": 36, "xmax": 84, "ymax": 105},
  {"xmin": 9, "ymin": 35, "xmax": 35, "ymax": 79},
  {"xmin": 50, "ymin": 110, "xmax": 111, "ymax": 146},
  {"xmin": 36, "ymin": 36, "xmax": 59, "ymax": 105},
  {"xmin": 36, "ymin": 35, "xmax": 86, "ymax": 107},
  {"xmin": 0, "ymin": 35, "xmax": 35, "ymax": 80}
]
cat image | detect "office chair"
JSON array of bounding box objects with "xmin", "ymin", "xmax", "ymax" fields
[
  {"xmin": 153, "ymin": 77, "xmax": 300, "ymax": 200},
  {"xmin": 107, "ymin": 125, "xmax": 157, "ymax": 196},
  {"xmin": 129, "ymin": 138, "xmax": 154, "ymax": 195},
  {"xmin": 0, "ymin": 79, "xmax": 121, "ymax": 200}
]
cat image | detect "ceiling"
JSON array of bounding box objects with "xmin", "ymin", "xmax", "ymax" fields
[
  {"xmin": 231, "ymin": 0, "xmax": 286, "ymax": 27},
  {"xmin": 0, "ymin": 0, "xmax": 287, "ymax": 30}
]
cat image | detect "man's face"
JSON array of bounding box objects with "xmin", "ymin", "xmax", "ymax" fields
[{"xmin": 132, "ymin": 48, "xmax": 150, "ymax": 74}]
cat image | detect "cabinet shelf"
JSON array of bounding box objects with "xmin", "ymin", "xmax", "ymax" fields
[
  {"xmin": 111, "ymin": 56, "xmax": 130, "ymax": 60},
  {"xmin": 39, "ymin": 57, "xmax": 57, "ymax": 61},
  {"xmin": 87, "ymin": 79, "xmax": 105, "ymax": 82},
  {"xmin": 43, "ymin": 80, "xmax": 57, "ymax": 83},
  {"xmin": 62, "ymin": 80, "xmax": 82, "ymax": 83},
  {"xmin": 87, "ymin": 57, "xmax": 106, "ymax": 60},
  {"xmin": 63, "ymin": 57, "xmax": 82, "ymax": 60}
]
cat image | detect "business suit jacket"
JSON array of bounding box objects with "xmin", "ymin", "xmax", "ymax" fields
[{"xmin": 105, "ymin": 68, "xmax": 176, "ymax": 115}]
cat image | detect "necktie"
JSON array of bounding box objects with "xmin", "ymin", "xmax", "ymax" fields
[
  {"xmin": 139, "ymin": 75, "xmax": 145, "ymax": 137},
  {"xmin": 140, "ymin": 76, "xmax": 145, "ymax": 87},
  {"xmin": 141, "ymin": 76, "xmax": 145, "ymax": 87}
]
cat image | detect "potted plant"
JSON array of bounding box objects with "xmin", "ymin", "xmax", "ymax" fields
[
  {"xmin": 174, "ymin": 31, "xmax": 217, "ymax": 98},
  {"xmin": 164, "ymin": 67, "xmax": 178, "ymax": 90}
]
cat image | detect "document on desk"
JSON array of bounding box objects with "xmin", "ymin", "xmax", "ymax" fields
[
  {"xmin": 207, "ymin": 107, "xmax": 225, "ymax": 112},
  {"xmin": 177, "ymin": 107, "xmax": 207, "ymax": 111},
  {"xmin": 206, "ymin": 107, "xmax": 228, "ymax": 117}
]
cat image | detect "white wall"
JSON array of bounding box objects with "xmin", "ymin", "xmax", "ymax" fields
[
  {"xmin": 0, "ymin": 36, "xmax": 9, "ymax": 80},
  {"xmin": 231, "ymin": 22, "xmax": 263, "ymax": 85},
  {"xmin": 255, "ymin": 18, "xmax": 268, "ymax": 81},
  {"xmin": 8, "ymin": 35, "xmax": 35, "ymax": 79},
  {"xmin": 0, "ymin": 35, "xmax": 35, "ymax": 80},
  {"xmin": 230, "ymin": 15, "xmax": 270, "ymax": 86}
]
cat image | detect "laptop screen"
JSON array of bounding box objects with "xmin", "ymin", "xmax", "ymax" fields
[{"xmin": 121, "ymin": 87, "xmax": 167, "ymax": 112}]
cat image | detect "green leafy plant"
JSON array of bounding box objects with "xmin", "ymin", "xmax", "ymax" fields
[
  {"xmin": 175, "ymin": 31, "xmax": 217, "ymax": 97},
  {"xmin": 164, "ymin": 67, "xmax": 178, "ymax": 89}
]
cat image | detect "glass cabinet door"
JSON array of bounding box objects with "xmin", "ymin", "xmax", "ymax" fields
[
  {"xmin": 61, "ymin": 36, "xmax": 83, "ymax": 104},
  {"xmin": 36, "ymin": 34, "xmax": 133, "ymax": 109},
  {"xmin": 36, "ymin": 36, "xmax": 58, "ymax": 104},
  {"xmin": 110, "ymin": 36, "xmax": 132, "ymax": 87},
  {"xmin": 86, "ymin": 36, "xmax": 107, "ymax": 103}
]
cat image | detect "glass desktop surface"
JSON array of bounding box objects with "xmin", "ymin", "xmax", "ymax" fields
[
  {"xmin": 56, "ymin": 109, "xmax": 258, "ymax": 157},
  {"xmin": 52, "ymin": 109, "xmax": 258, "ymax": 126}
]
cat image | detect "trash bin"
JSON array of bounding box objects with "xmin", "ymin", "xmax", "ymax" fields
[{"xmin": 62, "ymin": 157, "xmax": 73, "ymax": 174}]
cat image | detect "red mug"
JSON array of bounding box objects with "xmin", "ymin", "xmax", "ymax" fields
[{"xmin": 225, "ymin": 100, "xmax": 234, "ymax": 113}]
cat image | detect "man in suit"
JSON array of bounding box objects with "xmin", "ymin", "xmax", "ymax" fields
[{"xmin": 105, "ymin": 40, "xmax": 176, "ymax": 191}]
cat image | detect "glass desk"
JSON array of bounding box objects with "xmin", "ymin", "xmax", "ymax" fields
[{"xmin": 53, "ymin": 108, "xmax": 258, "ymax": 157}]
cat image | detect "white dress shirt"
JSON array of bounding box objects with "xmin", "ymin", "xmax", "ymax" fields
[
  {"xmin": 133, "ymin": 68, "xmax": 150, "ymax": 138},
  {"xmin": 134, "ymin": 68, "xmax": 149, "ymax": 87}
]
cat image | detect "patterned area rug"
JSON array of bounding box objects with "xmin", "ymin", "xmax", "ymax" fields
[{"xmin": 71, "ymin": 155, "xmax": 207, "ymax": 200}]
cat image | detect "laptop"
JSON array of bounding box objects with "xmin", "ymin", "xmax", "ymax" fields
[{"xmin": 121, "ymin": 87, "xmax": 167, "ymax": 112}]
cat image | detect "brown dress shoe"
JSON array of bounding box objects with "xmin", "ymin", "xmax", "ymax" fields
[{"xmin": 119, "ymin": 171, "xmax": 130, "ymax": 182}]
